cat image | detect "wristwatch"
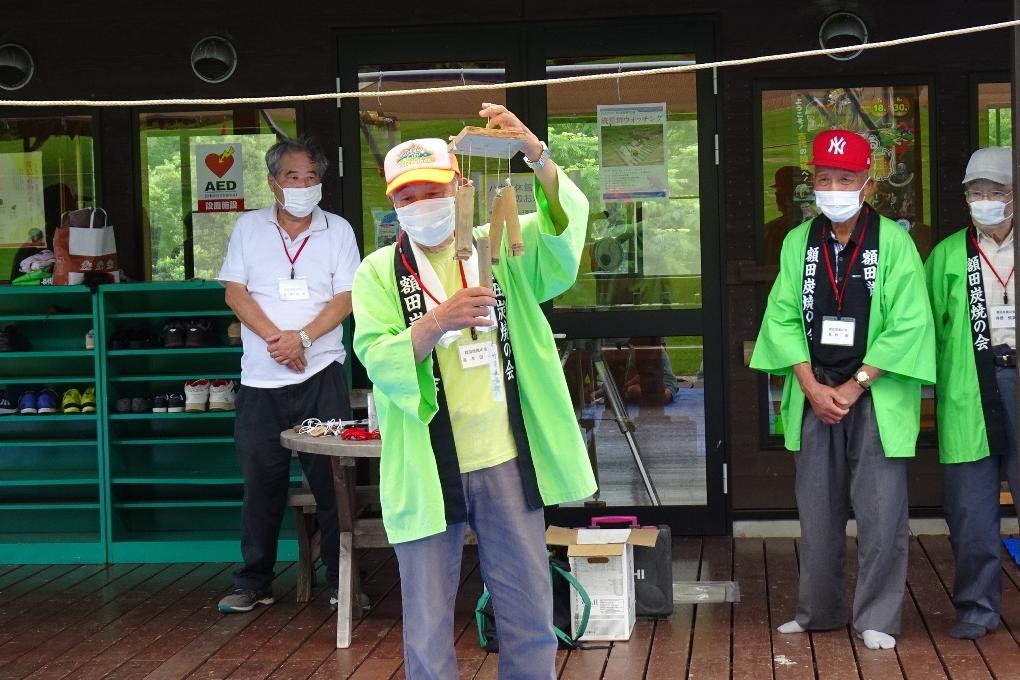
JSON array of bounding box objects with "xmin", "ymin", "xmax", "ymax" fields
[
  {"xmin": 853, "ymin": 368, "xmax": 873, "ymax": 390},
  {"xmin": 298, "ymin": 329, "xmax": 312, "ymax": 349},
  {"xmin": 523, "ymin": 141, "xmax": 551, "ymax": 171}
]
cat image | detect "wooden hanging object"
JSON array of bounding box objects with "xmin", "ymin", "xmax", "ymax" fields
[
  {"xmin": 500, "ymin": 182, "xmax": 525, "ymax": 257},
  {"xmin": 453, "ymin": 182, "xmax": 475, "ymax": 261},
  {"xmin": 476, "ymin": 237, "xmax": 492, "ymax": 290}
]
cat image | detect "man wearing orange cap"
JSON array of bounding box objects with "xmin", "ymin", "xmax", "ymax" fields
[
  {"xmin": 751, "ymin": 129, "xmax": 935, "ymax": 650},
  {"xmin": 352, "ymin": 104, "xmax": 597, "ymax": 679}
]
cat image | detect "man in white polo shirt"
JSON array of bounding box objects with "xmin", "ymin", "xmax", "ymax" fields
[{"xmin": 216, "ymin": 136, "xmax": 361, "ymax": 613}]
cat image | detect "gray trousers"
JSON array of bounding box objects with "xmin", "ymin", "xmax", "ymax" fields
[
  {"xmin": 944, "ymin": 366, "xmax": 1019, "ymax": 630},
  {"xmin": 796, "ymin": 393, "xmax": 909, "ymax": 635}
]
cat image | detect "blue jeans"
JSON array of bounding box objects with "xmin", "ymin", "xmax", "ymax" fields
[{"xmin": 393, "ymin": 459, "xmax": 556, "ymax": 680}]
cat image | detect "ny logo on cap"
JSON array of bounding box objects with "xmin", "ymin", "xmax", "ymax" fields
[{"xmin": 828, "ymin": 137, "xmax": 847, "ymax": 155}]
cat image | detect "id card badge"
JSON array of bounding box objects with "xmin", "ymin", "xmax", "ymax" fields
[
  {"xmin": 459, "ymin": 342, "xmax": 493, "ymax": 369},
  {"xmin": 278, "ymin": 277, "xmax": 310, "ymax": 301},
  {"xmin": 991, "ymin": 305, "xmax": 1016, "ymax": 329},
  {"xmin": 820, "ymin": 316, "xmax": 856, "ymax": 346}
]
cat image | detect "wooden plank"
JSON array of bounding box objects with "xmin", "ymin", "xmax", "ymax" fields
[
  {"xmin": 269, "ymin": 551, "xmax": 401, "ymax": 680},
  {"xmin": 686, "ymin": 536, "xmax": 733, "ymax": 680},
  {"xmin": 133, "ymin": 564, "xmax": 300, "ymax": 680},
  {"xmin": 886, "ymin": 538, "xmax": 949, "ymax": 680},
  {"xmin": 0, "ymin": 564, "xmax": 104, "ymax": 628},
  {"xmin": 44, "ymin": 564, "xmax": 235, "ymax": 680},
  {"xmin": 0, "ymin": 564, "xmax": 78, "ymax": 621},
  {"xmin": 731, "ymin": 538, "xmax": 772, "ymax": 680},
  {"xmin": 907, "ymin": 536, "xmax": 992, "ymax": 679},
  {"xmin": 0, "ymin": 563, "xmax": 176, "ymax": 673},
  {"xmin": 0, "ymin": 564, "xmax": 46, "ymax": 592},
  {"xmin": 602, "ymin": 618, "xmax": 654, "ymax": 679},
  {"xmin": 0, "ymin": 564, "xmax": 140, "ymax": 647},
  {"xmin": 764, "ymin": 538, "xmax": 814, "ymax": 680},
  {"xmin": 644, "ymin": 537, "xmax": 701, "ymax": 680},
  {"xmin": 837, "ymin": 533, "xmax": 900, "ymax": 680},
  {"xmin": 921, "ymin": 535, "xmax": 1020, "ymax": 678}
]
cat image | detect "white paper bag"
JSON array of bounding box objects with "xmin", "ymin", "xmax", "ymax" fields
[{"xmin": 68, "ymin": 208, "xmax": 116, "ymax": 257}]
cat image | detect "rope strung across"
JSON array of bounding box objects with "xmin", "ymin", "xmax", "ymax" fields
[{"xmin": 3, "ymin": 19, "xmax": 1019, "ymax": 107}]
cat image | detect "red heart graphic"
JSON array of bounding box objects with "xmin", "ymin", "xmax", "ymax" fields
[{"xmin": 205, "ymin": 152, "xmax": 234, "ymax": 178}]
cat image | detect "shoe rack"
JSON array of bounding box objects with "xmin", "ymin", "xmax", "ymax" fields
[
  {"xmin": 98, "ymin": 281, "xmax": 300, "ymax": 563},
  {"xmin": 0, "ymin": 285, "xmax": 106, "ymax": 563}
]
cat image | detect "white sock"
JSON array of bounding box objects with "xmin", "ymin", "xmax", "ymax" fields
[
  {"xmin": 777, "ymin": 620, "xmax": 805, "ymax": 634},
  {"xmin": 859, "ymin": 629, "xmax": 896, "ymax": 650}
]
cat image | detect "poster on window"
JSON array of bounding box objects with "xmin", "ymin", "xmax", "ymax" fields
[
  {"xmin": 0, "ymin": 152, "xmax": 45, "ymax": 248},
  {"xmin": 597, "ymin": 103, "xmax": 669, "ymax": 203},
  {"xmin": 196, "ymin": 144, "xmax": 245, "ymax": 212},
  {"xmin": 471, "ymin": 173, "xmax": 537, "ymax": 220}
]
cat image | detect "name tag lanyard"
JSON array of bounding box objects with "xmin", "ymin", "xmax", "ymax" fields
[
  {"xmin": 970, "ymin": 229, "xmax": 1014, "ymax": 304},
  {"xmin": 277, "ymin": 227, "xmax": 311, "ymax": 279},
  {"xmin": 397, "ymin": 235, "xmax": 476, "ymax": 340},
  {"xmin": 821, "ymin": 219, "xmax": 869, "ymax": 318}
]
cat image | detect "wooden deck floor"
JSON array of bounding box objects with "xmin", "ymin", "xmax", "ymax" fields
[{"xmin": 1, "ymin": 536, "xmax": 1020, "ymax": 679}]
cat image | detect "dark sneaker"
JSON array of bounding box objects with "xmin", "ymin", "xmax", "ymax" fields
[
  {"xmin": 37, "ymin": 389, "xmax": 59, "ymax": 414},
  {"xmin": 109, "ymin": 329, "xmax": 130, "ymax": 350},
  {"xmin": 218, "ymin": 588, "xmax": 274, "ymax": 614},
  {"xmin": 167, "ymin": 393, "xmax": 185, "ymax": 413},
  {"xmin": 0, "ymin": 325, "xmax": 29, "ymax": 352},
  {"xmin": 152, "ymin": 394, "xmax": 168, "ymax": 413},
  {"xmin": 131, "ymin": 396, "xmax": 151, "ymax": 413},
  {"xmin": 17, "ymin": 391, "xmax": 38, "ymax": 414},
  {"xmin": 161, "ymin": 319, "xmax": 185, "ymax": 349},
  {"xmin": 129, "ymin": 327, "xmax": 156, "ymax": 349},
  {"xmin": 0, "ymin": 390, "xmax": 16, "ymax": 415},
  {"xmin": 115, "ymin": 397, "xmax": 132, "ymax": 414},
  {"xmin": 185, "ymin": 318, "xmax": 214, "ymax": 348}
]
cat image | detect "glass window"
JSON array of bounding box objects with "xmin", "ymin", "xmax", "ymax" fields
[
  {"xmin": 139, "ymin": 108, "xmax": 297, "ymax": 280},
  {"xmin": 559, "ymin": 335, "xmax": 706, "ymax": 506},
  {"xmin": 546, "ymin": 55, "xmax": 701, "ymax": 309},
  {"xmin": 761, "ymin": 85, "xmax": 933, "ymax": 264},
  {"xmin": 977, "ymin": 82, "xmax": 1011, "ymax": 148},
  {"xmin": 0, "ymin": 115, "xmax": 96, "ymax": 282},
  {"xmin": 358, "ymin": 62, "xmax": 507, "ymax": 256}
]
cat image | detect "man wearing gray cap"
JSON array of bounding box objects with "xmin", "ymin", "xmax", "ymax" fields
[{"xmin": 926, "ymin": 146, "xmax": 1017, "ymax": 640}]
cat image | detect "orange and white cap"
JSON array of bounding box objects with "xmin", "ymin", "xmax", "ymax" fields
[{"xmin": 384, "ymin": 138, "xmax": 460, "ymax": 195}]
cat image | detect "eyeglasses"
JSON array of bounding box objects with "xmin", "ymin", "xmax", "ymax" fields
[{"xmin": 965, "ymin": 189, "xmax": 1012, "ymax": 201}]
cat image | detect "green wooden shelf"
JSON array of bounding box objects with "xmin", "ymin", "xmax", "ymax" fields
[
  {"xmin": 113, "ymin": 499, "xmax": 241, "ymax": 509},
  {"xmin": 0, "ymin": 350, "xmax": 94, "ymax": 358},
  {"xmin": 111, "ymin": 436, "xmax": 234, "ymax": 446},
  {"xmin": 107, "ymin": 373, "xmax": 240, "ymax": 382},
  {"xmin": 108, "ymin": 411, "xmax": 234, "ymax": 420},
  {"xmin": 2, "ymin": 470, "xmax": 99, "ymax": 485},
  {"xmin": 3, "ymin": 439, "xmax": 98, "ymax": 448},
  {"xmin": 110, "ymin": 472, "xmax": 299, "ymax": 485},
  {"xmin": 1, "ymin": 375, "xmax": 97, "ymax": 384},
  {"xmin": 0, "ymin": 314, "xmax": 94, "ymax": 322},
  {"xmin": 106, "ymin": 347, "xmax": 241, "ymax": 357},
  {"xmin": 106, "ymin": 310, "xmax": 235, "ymax": 319},
  {"xmin": 0, "ymin": 413, "xmax": 97, "ymax": 423},
  {"xmin": 0, "ymin": 501, "xmax": 100, "ymax": 510}
]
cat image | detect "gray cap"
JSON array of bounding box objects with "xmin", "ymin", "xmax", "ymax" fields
[{"xmin": 963, "ymin": 146, "xmax": 1013, "ymax": 185}]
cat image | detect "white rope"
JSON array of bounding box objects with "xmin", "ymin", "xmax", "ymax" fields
[{"xmin": 3, "ymin": 19, "xmax": 1019, "ymax": 108}]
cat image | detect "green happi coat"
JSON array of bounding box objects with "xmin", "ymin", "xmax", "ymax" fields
[
  {"xmin": 925, "ymin": 228, "xmax": 1005, "ymax": 464},
  {"xmin": 352, "ymin": 168, "xmax": 598, "ymax": 544},
  {"xmin": 750, "ymin": 213, "xmax": 936, "ymax": 456}
]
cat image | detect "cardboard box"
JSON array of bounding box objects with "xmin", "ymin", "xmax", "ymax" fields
[{"xmin": 546, "ymin": 525, "xmax": 660, "ymax": 641}]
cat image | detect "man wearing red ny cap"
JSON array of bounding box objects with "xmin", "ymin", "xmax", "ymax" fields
[{"xmin": 752, "ymin": 129, "xmax": 934, "ymax": 650}]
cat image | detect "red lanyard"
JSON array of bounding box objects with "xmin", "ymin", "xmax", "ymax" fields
[
  {"xmin": 820, "ymin": 217, "xmax": 868, "ymax": 315},
  {"xmin": 970, "ymin": 228, "xmax": 1014, "ymax": 304},
  {"xmin": 398, "ymin": 233, "xmax": 467, "ymax": 305},
  {"xmin": 277, "ymin": 227, "xmax": 310, "ymax": 279}
]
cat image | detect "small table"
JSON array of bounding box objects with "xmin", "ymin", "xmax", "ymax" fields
[{"xmin": 280, "ymin": 430, "xmax": 383, "ymax": 649}]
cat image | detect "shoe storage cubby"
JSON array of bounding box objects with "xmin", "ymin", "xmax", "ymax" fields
[
  {"xmin": 0, "ymin": 286, "xmax": 106, "ymax": 563},
  {"xmin": 98, "ymin": 281, "xmax": 300, "ymax": 562}
]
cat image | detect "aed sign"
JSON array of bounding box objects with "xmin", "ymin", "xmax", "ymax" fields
[{"xmin": 196, "ymin": 143, "xmax": 245, "ymax": 212}]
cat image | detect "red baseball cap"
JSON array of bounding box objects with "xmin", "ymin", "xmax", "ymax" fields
[{"xmin": 811, "ymin": 129, "xmax": 871, "ymax": 172}]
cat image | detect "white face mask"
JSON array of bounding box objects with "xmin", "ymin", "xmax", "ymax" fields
[
  {"xmin": 274, "ymin": 181, "xmax": 322, "ymax": 218},
  {"xmin": 395, "ymin": 196, "xmax": 456, "ymax": 247},
  {"xmin": 970, "ymin": 199, "xmax": 1012, "ymax": 228},
  {"xmin": 814, "ymin": 178, "xmax": 870, "ymax": 223}
]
